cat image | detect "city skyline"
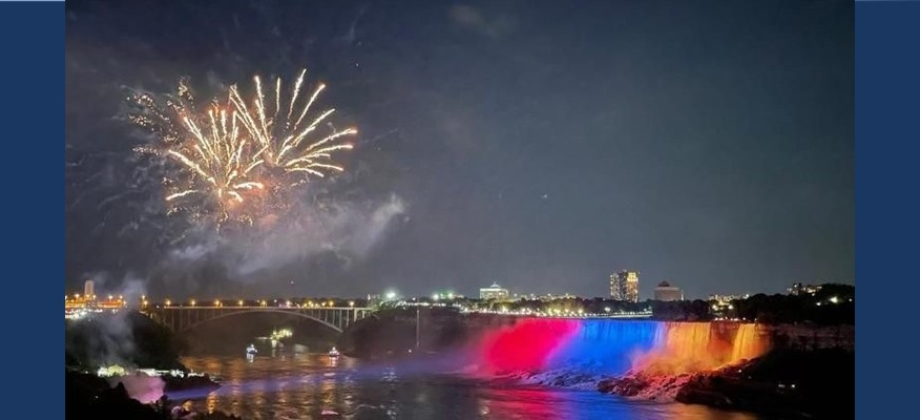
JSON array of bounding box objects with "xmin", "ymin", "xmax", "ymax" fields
[
  {"xmin": 65, "ymin": 0, "xmax": 853, "ymax": 299},
  {"xmin": 64, "ymin": 274, "xmax": 846, "ymax": 303}
]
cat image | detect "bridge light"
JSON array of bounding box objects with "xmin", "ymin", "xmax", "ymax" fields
[
  {"xmin": 349, "ymin": 301, "xmax": 355, "ymax": 307},
  {"xmin": 238, "ymin": 300, "xmax": 244, "ymax": 306},
  {"xmin": 214, "ymin": 300, "xmax": 220, "ymax": 307},
  {"xmin": 190, "ymin": 299, "xmax": 196, "ymax": 306},
  {"xmin": 165, "ymin": 299, "xmax": 171, "ymax": 307}
]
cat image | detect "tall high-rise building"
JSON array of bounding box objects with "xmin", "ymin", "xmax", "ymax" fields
[
  {"xmin": 610, "ymin": 270, "xmax": 640, "ymax": 302},
  {"xmin": 653, "ymin": 281, "xmax": 683, "ymax": 301},
  {"xmin": 84, "ymin": 280, "xmax": 95, "ymax": 300},
  {"xmin": 609, "ymin": 273, "xmax": 623, "ymax": 300}
]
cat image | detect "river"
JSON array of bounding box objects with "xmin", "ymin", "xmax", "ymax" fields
[{"xmin": 171, "ymin": 352, "xmax": 772, "ymax": 420}]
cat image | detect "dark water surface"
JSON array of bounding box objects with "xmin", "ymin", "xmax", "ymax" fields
[{"xmin": 174, "ymin": 353, "xmax": 770, "ymax": 420}]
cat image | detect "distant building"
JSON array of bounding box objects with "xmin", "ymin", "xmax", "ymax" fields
[
  {"xmin": 787, "ymin": 283, "xmax": 823, "ymax": 296},
  {"xmin": 65, "ymin": 289, "xmax": 126, "ymax": 319},
  {"xmin": 610, "ymin": 270, "xmax": 640, "ymax": 302},
  {"xmin": 84, "ymin": 280, "xmax": 95, "ymax": 300},
  {"xmin": 653, "ymin": 281, "xmax": 683, "ymax": 301},
  {"xmin": 479, "ymin": 283, "xmax": 510, "ymax": 300},
  {"xmin": 708, "ymin": 294, "xmax": 749, "ymax": 306},
  {"xmin": 512, "ymin": 293, "xmax": 574, "ymax": 302}
]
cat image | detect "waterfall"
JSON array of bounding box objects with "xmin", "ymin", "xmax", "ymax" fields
[
  {"xmin": 478, "ymin": 319, "xmax": 580, "ymax": 373},
  {"xmin": 546, "ymin": 320, "xmax": 660, "ymax": 375},
  {"xmin": 476, "ymin": 319, "xmax": 770, "ymax": 377},
  {"xmin": 730, "ymin": 323, "xmax": 765, "ymax": 362}
]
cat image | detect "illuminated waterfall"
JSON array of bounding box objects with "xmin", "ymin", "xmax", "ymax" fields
[
  {"xmin": 477, "ymin": 319, "xmax": 770, "ymax": 376},
  {"xmin": 730, "ymin": 323, "xmax": 765, "ymax": 362}
]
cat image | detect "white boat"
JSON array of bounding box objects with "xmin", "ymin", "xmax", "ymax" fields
[
  {"xmin": 246, "ymin": 344, "xmax": 258, "ymax": 357},
  {"xmin": 328, "ymin": 347, "xmax": 340, "ymax": 358}
]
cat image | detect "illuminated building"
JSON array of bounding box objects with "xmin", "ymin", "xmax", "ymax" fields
[
  {"xmin": 96, "ymin": 295, "xmax": 127, "ymax": 310},
  {"xmin": 653, "ymin": 281, "xmax": 683, "ymax": 301},
  {"xmin": 84, "ymin": 280, "xmax": 95, "ymax": 299},
  {"xmin": 65, "ymin": 295, "xmax": 89, "ymax": 310},
  {"xmin": 65, "ymin": 284, "xmax": 127, "ymax": 319},
  {"xmin": 610, "ymin": 270, "xmax": 640, "ymax": 302},
  {"xmin": 708, "ymin": 294, "xmax": 749, "ymax": 306},
  {"xmin": 787, "ymin": 283, "xmax": 823, "ymax": 296},
  {"xmin": 479, "ymin": 283, "xmax": 510, "ymax": 300}
]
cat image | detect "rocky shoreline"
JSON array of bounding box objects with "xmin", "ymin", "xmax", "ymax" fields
[
  {"xmin": 598, "ymin": 348, "xmax": 854, "ymax": 419},
  {"xmin": 493, "ymin": 348, "xmax": 853, "ymax": 419}
]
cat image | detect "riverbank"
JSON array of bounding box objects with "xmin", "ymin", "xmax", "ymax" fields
[
  {"xmin": 595, "ymin": 348, "xmax": 854, "ymax": 419},
  {"xmin": 66, "ymin": 370, "xmax": 235, "ymax": 420}
]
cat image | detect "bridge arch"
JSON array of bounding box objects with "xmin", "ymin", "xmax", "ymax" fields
[{"xmin": 173, "ymin": 309, "xmax": 345, "ymax": 334}]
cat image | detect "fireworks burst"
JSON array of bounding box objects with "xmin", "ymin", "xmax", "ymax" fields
[
  {"xmin": 229, "ymin": 69, "xmax": 357, "ymax": 186},
  {"xmin": 127, "ymin": 70, "xmax": 356, "ymax": 228}
]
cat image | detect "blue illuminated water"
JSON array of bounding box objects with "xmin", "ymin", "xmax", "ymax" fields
[{"xmin": 546, "ymin": 320, "xmax": 662, "ymax": 375}]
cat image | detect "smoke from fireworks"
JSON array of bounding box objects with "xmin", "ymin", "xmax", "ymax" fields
[{"xmin": 127, "ymin": 70, "xmax": 356, "ymax": 227}]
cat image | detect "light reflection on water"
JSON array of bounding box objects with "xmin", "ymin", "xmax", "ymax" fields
[{"xmin": 176, "ymin": 353, "xmax": 770, "ymax": 420}]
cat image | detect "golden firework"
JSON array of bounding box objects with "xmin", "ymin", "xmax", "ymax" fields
[
  {"xmin": 128, "ymin": 70, "xmax": 356, "ymax": 227},
  {"xmin": 229, "ymin": 69, "xmax": 356, "ymax": 186}
]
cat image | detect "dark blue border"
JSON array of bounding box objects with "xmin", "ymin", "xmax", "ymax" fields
[
  {"xmin": 0, "ymin": 1, "xmax": 63, "ymax": 417},
  {"xmin": 0, "ymin": 0, "xmax": 912, "ymax": 418},
  {"xmin": 856, "ymin": 1, "xmax": 920, "ymax": 419}
]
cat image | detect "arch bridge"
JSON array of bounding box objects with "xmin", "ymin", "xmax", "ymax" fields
[{"xmin": 142, "ymin": 305, "xmax": 373, "ymax": 334}]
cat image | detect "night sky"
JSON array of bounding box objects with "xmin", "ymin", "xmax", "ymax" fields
[{"xmin": 65, "ymin": 0, "xmax": 854, "ymax": 300}]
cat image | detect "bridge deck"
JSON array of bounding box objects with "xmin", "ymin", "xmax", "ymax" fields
[{"xmin": 142, "ymin": 306, "xmax": 373, "ymax": 334}]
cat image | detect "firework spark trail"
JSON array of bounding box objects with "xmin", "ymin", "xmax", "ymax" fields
[
  {"xmin": 228, "ymin": 69, "xmax": 356, "ymax": 186},
  {"xmin": 127, "ymin": 70, "xmax": 357, "ymax": 228},
  {"xmin": 164, "ymin": 105, "xmax": 266, "ymax": 208},
  {"xmin": 128, "ymin": 83, "xmax": 267, "ymax": 225}
]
